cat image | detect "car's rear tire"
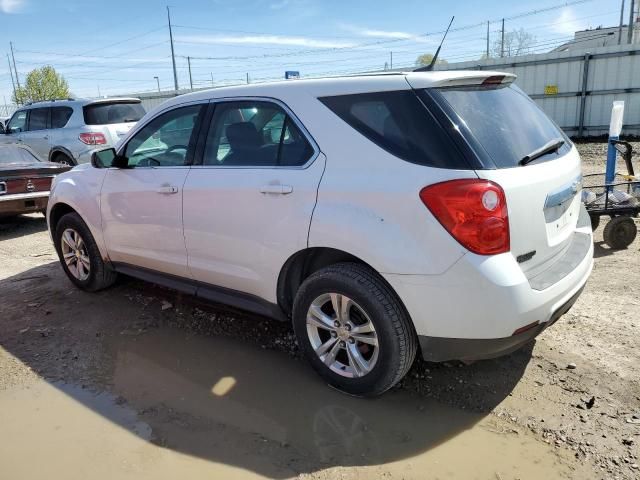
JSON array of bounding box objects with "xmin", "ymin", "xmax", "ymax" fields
[
  {"xmin": 603, "ymin": 216, "xmax": 637, "ymax": 250},
  {"xmin": 292, "ymin": 262, "xmax": 417, "ymax": 397},
  {"xmin": 54, "ymin": 212, "xmax": 117, "ymax": 291},
  {"xmin": 52, "ymin": 153, "xmax": 74, "ymax": 166}
]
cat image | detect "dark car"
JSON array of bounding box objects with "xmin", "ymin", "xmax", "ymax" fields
[{"xmin": 0, "ymin": 144, "xmax": 71, "ymax": 217}]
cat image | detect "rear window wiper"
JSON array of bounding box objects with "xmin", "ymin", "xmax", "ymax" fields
[{"xmin": 519, "ymin": 138, "xmax": 565, "ymax": 166}]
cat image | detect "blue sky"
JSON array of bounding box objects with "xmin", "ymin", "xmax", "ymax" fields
[{"xmin": 0, "ymin": 0, "xmax": 622, "ymax": 103}]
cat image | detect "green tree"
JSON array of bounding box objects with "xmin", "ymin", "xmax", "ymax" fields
[
  {"xmin": 415, "ymin": 53, "xmax": 448, "ymax": 68},
  {"xmin": 13, "ymin": 66, "xmax": 70, "ymax": 105}
]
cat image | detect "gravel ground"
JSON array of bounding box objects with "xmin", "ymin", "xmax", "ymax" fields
[{"xmin": 0, "ymin": 141, "xmax": 639, "ymax": 479}]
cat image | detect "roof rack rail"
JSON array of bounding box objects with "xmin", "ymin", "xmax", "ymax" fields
[{"xmin": 22, "ymin": 97, "xmax": 76, "ymax": 107}]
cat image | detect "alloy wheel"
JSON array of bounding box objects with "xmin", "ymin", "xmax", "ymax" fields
[
  {"xmin": 306, "ymin": 293, "xmax": 379, "ymax": 378},
  {"xmin": 60, "ymin": 228, "xmax": 90, "ymax": 281}
]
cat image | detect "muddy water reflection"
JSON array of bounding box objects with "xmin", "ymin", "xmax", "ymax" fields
[{"xmin": 0, "ymin": 328, "xmax": 586, "ymax": 479}]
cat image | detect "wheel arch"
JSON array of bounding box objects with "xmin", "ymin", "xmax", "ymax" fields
[
  {"xmin": 49, "ymin": 146, "xmax": 76, "ymax": 165},
  {"xmin": 276, "ymin": 247, "xmax": 414, "ymax": 329},
  {"xmin": 48, "ymin": 202, "xmax": 78, "ymax": 237}
]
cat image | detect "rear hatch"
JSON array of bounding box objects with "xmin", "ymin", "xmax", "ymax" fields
[
  {"xmin": 82, "ymin": 100, "xmax": 145, "ymax": 145},
  {"xmin": 407, "ymin": 73, "xmax": 583, "ymax": 275}
]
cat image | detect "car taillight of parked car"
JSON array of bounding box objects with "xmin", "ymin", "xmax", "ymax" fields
[
  {"xmin": 419, "ymin": 179, "xmax": 510, "ymax": 255},
  {"xmin": 79, "ymin": 133, "xmax": 107, "ymax": 145}
]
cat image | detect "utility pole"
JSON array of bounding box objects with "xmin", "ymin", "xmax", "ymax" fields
[
  {"xmin": 10, "ymin": 42, "xmax": 20, "ymax": 90},
  {"xmin": 390, "ymin": 51, "xmax": 393, "ymax": 70},
  {"xmin": 500, "ymin": 19, "xmax": 505, "ymax": 58},
  {"xmin": 167, "ymin": 6, "xmax": 179, "ymax": 91},
  {"xmin": 97, "ymin": 84, "xmax": 101, "ymax": 97},
  {"xmin": 187, "ymin": 57, "xmax": 193, "ymax": 90},
  {"xmin": 246, "ymin": 72, "xmax": 249, "ymax": 84},
  {"xmin": 7, "ymin": 54, "xmax": 16, "ymax": 103},
  {"xmin": 486, "ymin": 21, "xmax": 490, "ymax": 57},
  {"xmin": 154, "ymin": 76, "xmax": 160, "ymax": 92},
  {"xmin": 629, "ymin": 0, "xmax": 636, "ymax": 44},
  {"xmin": 210, "ymin": 72, "xmax": 214, "ymax": 86},
  {"xmin": 619, "ymin": 0, "xmax": 626, "ymax": 45}
]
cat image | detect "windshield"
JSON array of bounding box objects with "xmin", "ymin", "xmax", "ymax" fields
[
  {"xmin": 0, "ymin": 146, "xmax": 40, "ymax": 165},
  {"xmin": 83, "ymin": 101, "xmax": 145, "ymax": 126},
  {"xmin": 428, "ymin": 84, "xmax": 571, "ymax": 168}
]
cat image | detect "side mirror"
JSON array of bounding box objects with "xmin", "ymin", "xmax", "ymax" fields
[{"xmin": 91, "ymin": 148, "xmax": 128, "ymax": 169}]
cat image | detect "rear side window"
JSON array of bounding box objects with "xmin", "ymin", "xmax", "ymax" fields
[
  {"xmin": 51, "ymin": 107, "xmax": 73, "ymax": 128},
  {"xmin": 428, "ymin": 84, "xmax": 571, "ymax": 168},
  {"xmin": 28, "ymin": 108, "xmax": 49, "ymax": 131},
  {"xmin": 83, "ymin": 101, "xmax": 145, "ymax": 125},
  {"xmin": 319, "ymin": 90, "xmax": 468, "ymax": 169},
  {"xmin": 203, "ymin": 101, "xmax": 314, "ymax": 167}
]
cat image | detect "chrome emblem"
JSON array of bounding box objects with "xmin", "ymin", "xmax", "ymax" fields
[{"xmin": 26, "ymin": 180, "xmax": 35, "ymax": 192}]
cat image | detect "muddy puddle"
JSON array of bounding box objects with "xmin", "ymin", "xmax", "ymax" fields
[{"xmin": 0, "ymin": 328, "xmax": 589, "ymax": 479}]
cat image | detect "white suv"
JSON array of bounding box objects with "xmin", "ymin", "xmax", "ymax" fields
[{"xmin": 47, "ymin": 71, "xmax": 593, "ymax": 396}]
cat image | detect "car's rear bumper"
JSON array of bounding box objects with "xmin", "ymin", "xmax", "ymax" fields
[
  {"xmin": 416, "ymin": 284, "xmax": 584, "ymax": 361},
  {"xmin": 0, "ymin": 192, "xmax": 49, "ymax": 216},
  {"xmin": 383, "ymin": 225, "xmax": 593, "ymax": 362}
]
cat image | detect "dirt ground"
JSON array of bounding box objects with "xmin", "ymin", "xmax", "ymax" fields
[{"xmin": 0, "ymin": 142, "xmax": 638, "ymax": 479}]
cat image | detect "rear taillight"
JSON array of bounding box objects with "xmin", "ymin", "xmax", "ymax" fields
[
  {"xmin": 79, "ymin": 132, "xmax": 107, "ymax": 145},
  {"xmin": 419, "ymin": 179, "xmax": 510, "ymax": 255}
]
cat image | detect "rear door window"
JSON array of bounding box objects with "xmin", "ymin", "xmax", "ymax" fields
[
  {"xmin": 427, "ymin": 84, "xmax": 571, "ymax": 168},
  {"xmin": 202, "ymin": 101, "xmax": 314, "ymax": 167},
  {"xmin": 27, "ymin": 108, "xmax": 49, "ymax": 131},
  {"xmin": 83, "ymin": 101, "xmax": 145, "ymax": 125},
  {"xmin": 51, "ymin": 107, "xmax": 73, "ymax": 128},
  {"xmin": 319, "ymin": 90, "xmax": 468, "ymax": 169}
]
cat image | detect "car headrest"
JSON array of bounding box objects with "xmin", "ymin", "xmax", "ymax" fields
[{"xmin": 226, "ymin": 122, "xmax": 262, "ymax": 149}]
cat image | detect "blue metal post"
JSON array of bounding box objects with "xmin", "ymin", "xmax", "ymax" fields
[{"xmin": 605, "ymin": 136, "xmax": 618, "ymax": 185}]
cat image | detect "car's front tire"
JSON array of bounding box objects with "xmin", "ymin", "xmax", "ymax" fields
[
  {"xmin": 54, "ymin": 212, "xmax": 117, "ymax": 291},
  {"xmin": 292, "ymin": 263, "xmax": 417, "ymax": 397}
]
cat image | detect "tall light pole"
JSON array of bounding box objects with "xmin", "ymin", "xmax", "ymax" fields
[
  {"xmin": 619, "ymin": 0, "xmax": 626, "ymax": 45},
  {"xmin": 10, "ymin": 42, "xmax": 20, "ymax": 90},
  {"xmin": 7, "ymin": 54, "xmax": 16, "ymax": 103},
  {"xmin": 154, "ymin": 76, "xmax": 160, "ymax": 93},
  {"xmin": 629, "ymin": 0, "xmax": 637, "ymax": 44},
  {"xmin": 167, "ymin": 6, "xmax": 178, "ymax": 91}
]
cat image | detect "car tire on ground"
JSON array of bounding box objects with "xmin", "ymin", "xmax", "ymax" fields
[
  {"xmin": 54, "ymin": 212, "xmax": 117, "ymax": 291},
  {"xmin": 292, "ymin": 262, "xmax": 417, "ymax": 397},
  {"xmin": 603, "ymin": 216, "xmax": 637, "ymax": 250},
  {"xmin": 52, "ymin": 153, "xmax": 74, "ymax": 166}
]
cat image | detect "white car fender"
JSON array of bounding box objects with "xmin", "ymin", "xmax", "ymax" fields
[{"xmin": 47, "ymin": 165, "xmax": 109, "ymax": 261}]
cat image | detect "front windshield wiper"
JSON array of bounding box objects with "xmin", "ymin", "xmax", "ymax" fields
[{"xmin": 519, "ymin": 138, "xmax": 565, "ymax": 166}]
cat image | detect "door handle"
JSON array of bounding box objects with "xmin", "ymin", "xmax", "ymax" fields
[
  {"xmin": 260, "ymin": 184, "xmax": 293, "ymax": 195},
  {"xmin": 43, "ymin": 135, "xmax": 49, "ymax": 140},
  {"xmin": 157, "ymin": 185, "xmax": 179, "ymax": 194}
]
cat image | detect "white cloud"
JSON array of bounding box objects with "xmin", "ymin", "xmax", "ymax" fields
[
  {"xmin": 177, "ymin": 34, "xmax": 355, "ymax": 49},
  {"xmin": 340, "ymin": 23, "xmax": 431, "ymax": 43},
  {"xmin": 0, "ymin": 0, "xmax": 25, "ymax": 14},
  {"xmin": 269, "ymin": 0, "xmax": 289, "ymax": 9},
  {"xmin": 551, "ymin": 8, "xmax": 582, "ymax": 36}
]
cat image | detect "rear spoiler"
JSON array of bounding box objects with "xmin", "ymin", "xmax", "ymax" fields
[
  {"xmin": 405, "ymin": 71, "xmax": 516, "ymax": 89},
  {"xmin": 85, "ymin": 98, "xmax": 142, "ymax": 106}
]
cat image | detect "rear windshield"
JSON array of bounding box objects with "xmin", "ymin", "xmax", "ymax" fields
[
  {"xmin": 428, "ymin": 84, "xmax": 571, "ymax": 168},
  {"xmin": 83, "ymin": 101, "xmax": 145, "ymax": 126},
  {"xmin": 319, "ymin": 91, "xmax": 469, "ymax": 169}
]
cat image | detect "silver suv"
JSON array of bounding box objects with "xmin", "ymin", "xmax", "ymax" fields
[{"xmin": 0, "ymin": 98, "xmax": 145, "ymax": 165}]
